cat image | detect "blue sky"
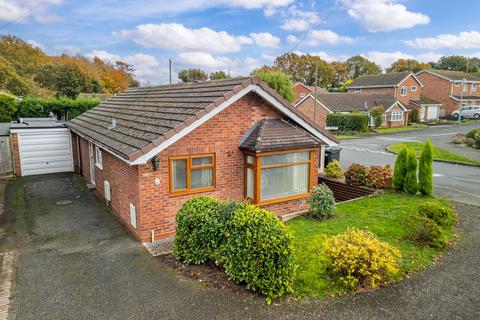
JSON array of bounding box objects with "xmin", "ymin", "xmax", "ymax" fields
[{"xmin": 2, "ymin": 0, "xmax": 480, "ymax": 84}]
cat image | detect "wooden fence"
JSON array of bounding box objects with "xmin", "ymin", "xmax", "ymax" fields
[{"xmin": 0, "ymin": 136, "xmax": 13, "ymax": 175}]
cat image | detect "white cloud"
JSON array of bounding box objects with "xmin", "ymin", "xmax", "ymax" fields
[
  {"xmin": 86, "ymin": 50, "xmax": 169, "ymax": 84},
  {"xmin": 261, "ymin": 53, "xmax": 276, "ymax": 61},
  {"xmin": 340, "ymin": 0, "xmax": 430, "ymax": 32},
  {"xmin": 227, "ymin": 0, "xmax": 293, "ymax": 9},
  {"xmin": 116, "ymin": 23, "xmax": 254, "ymax": 54},
  {"xmin": 310, "ymin": 51, "xmax": 348, "ymax": 63},
  {"xmin": 54, "ymin": 45, "xmax": 81, "ymax": 55},
  {"xmin": 177, "ymin": 52, "xmax": 232, "ymax": 68},
  {"xmin": 280, "ymin": 6, "xmax": 320, "ymax": 32},
  {"xmin": 250, "ymin": 32, "xmax": 281, "ymax": 48},
  {"xmin": 404, "ymin": 31, "xmax": 480, "ymax": 50},
  {"xmin": 364, "ymin": 51, "xmax": 442, "ymax": 68},
  {"xmin": 26, "ymin": 39, "xmax": 45, "ymax": 51},
  {"xmin": 287, "ymin": 30, "xmax": 353, "ymax": 46},
  {"xmin": 0, "ymin": 0, "xmax": 62, "ymax": 23}
]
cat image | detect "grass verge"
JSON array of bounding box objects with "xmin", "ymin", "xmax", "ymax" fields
[
  {"xmin": 286, "ymin": 193, "xmax": 455, "ymax": 298},
  {"xmin": 335, "ymin": 125, "xmax": 427, "ymax": 139},
  {"xmin": 387, "ymin": 141, "xmax": 480, "ymax": 166}
]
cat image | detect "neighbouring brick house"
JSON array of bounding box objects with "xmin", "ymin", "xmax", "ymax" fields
[
  {"xmin": 415, "ymin": 69, "xmax": 480, "ymax": 118},
  {"xmin": 299, "ymin": 92, "xmax": 410, "ymax": 128},
  {"xmin": 294, "ymin": 93, "xmax": 331, "ymax": 129},
  {"xmin": 67, "ymin": 77, "xmax": 338, "ymax": 243},
  {"xmin": 292, "ymin": 82, "xmax": 328, "ymax": 103}
]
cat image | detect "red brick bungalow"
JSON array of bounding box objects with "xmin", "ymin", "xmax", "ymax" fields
[{"xmin": 67, "ymin": 77, "xmax": 339, "ymax": 243}]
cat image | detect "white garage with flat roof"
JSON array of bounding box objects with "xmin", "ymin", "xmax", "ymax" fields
[{"xmin": 10, "ymin": 118, "xmax": 74, "ymax": 176}]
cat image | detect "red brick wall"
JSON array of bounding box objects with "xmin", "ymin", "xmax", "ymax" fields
[
  {"xmin": 10, "ymin": 133, "xmax": 21, "ymax": 176},
  {"xmin": 75, "ymin": 134, "xmax": 142, "ymax": 241},
  {"xmin": 293, "ymin": 84, "xmax": 312, "ymax": 102},
  {"xmin": 395, "ymin": 75, "xmax": 422, "ymax": 106},
  {"xmin": 416, "ymin": 72, "xmax": 457, "ymax": 117},
  {"xmin": 384, "ymin": 104, "xmax": 408, "ymax": 128},
  {"xmin": 295, "ymin": 95, "xmax": 329, "ymax": 128},
  {"xmin": 137, "ymin": 92, "xmax": 320, "ymax": 242}
]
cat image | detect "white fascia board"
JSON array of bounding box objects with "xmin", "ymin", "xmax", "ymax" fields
[
  {"xmin": 400, "ymin": 73, "xmax": 424, "ymax": 87},
  {"xmin": 132, "ymin": 84, "xmax": 338, "ymax": 165},
  {"xmin": 385, "ymin": 101, "xmax": 409, "ymax": 112}
]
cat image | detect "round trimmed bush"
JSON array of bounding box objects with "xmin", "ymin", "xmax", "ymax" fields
[
  {"xmin": 344, "ymin": 163, "xmax": 368, "ymax": 186},
  {"xmin": 412, "ymin": 216, "xmax": 448, "ymax": 249},
  {"xmin": 307, "ymin": 183, "xmax": 336, "ymax": 219},
  {"xmin": 173, "ymin": 196, "xmax": 224, "ymax": 264},
  {"xmin": 418, "ymin": 202, "xmax": 456, "ymax": 227},
  {"xmin": 324, "ymin": 160, "xmax": 344, "ymax": 178},
  {"xmin": 465, "ymin": 128, "xmax": 480, "ymax": 139},
  {"xmin": 464, "ymin": 137, "xmax": 475, "ymax": 147},
  {"xmin": 223, "ymin": 204, "xmax": 295, "ymax": 302},
  {"xmin": 322, "ymin": 228, "xmax": 401, "ymax": 289}
]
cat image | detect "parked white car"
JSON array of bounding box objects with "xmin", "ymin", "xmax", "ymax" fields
[{"xmin": 452, "ymin": 105, "xmax": 480, "ymax": 119}]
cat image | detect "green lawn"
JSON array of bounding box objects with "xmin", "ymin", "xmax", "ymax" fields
[
  {"xmin": 388, "ymin": 142, "xmax": 480, "ymax": 166},
  {"xmin": 286, "ymin": 193, "xmax": 455, "ymax": 298}
]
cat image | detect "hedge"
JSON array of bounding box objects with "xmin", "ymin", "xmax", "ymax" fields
[
  {"xmin": 173, "ymin": 197, "xmax": 295, "ymax": 302},
  {"xmin": 16, "ymin": 96, "xmax": 100, "ymax": 120},
  {"xmin": 326, "ymin": 112, "xmax": 369, "ymax": 133}
]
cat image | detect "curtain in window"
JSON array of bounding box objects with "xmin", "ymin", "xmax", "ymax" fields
[
  {"xmin": 260, "ymin": 163, "xmax": 309, "ymax": 201},
  {"xmin": 172, "ymin": 159, "xmax": 187, "ymax": 190},
  {"xmin": 191, "ymin": 167, "xmax": 213, "ymax": 189},
  {"xmin": 246, "ymin": 167, "xmax": 254, "ymax": 199}
]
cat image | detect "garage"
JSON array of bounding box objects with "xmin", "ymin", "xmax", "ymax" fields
[{"xmin": 10, "ymin": 118, "xmax": 74, "ymax": 176}]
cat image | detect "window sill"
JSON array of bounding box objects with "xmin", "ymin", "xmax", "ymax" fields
[
  {"xmin": 169, "ymin": 186, "xmax": 215, "ymax": 197},
  {"xmin": 257, "ymin": 193, "xmax": 310, "ymax": 206},
  {"xmin": 95, "ymin": 163, "xmax": 103, "ymax": 170}
]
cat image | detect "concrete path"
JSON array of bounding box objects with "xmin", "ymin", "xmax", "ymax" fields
[{"xmin": 4, "ymin": 173, "xmax": 480, "ymax": 319}]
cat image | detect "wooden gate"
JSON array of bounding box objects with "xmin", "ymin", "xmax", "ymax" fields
[{"xmin": 0, "ymin": 136, "xmax": 13, "ymax": 175}]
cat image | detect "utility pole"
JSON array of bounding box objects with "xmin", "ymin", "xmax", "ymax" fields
[
  {"xmin": 169, "ymin": 58, "xmax": 172, "ymax": 85},
  {"xmin": 313, "ymin": 65, "xmax": 318, "ymax": 125},
  {"xmin": 459, "ymin": 78, "xmax": 466, "ymax": 123}
]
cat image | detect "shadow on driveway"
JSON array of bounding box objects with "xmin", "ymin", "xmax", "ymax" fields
[{"xmin": 4, "ymin": 173, "xmax": 480, "ymax": 319}]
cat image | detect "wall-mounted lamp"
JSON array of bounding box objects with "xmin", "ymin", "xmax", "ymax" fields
[{"xmin": 151, "ymin": 155, "xmax": 160, "ymax": 171}]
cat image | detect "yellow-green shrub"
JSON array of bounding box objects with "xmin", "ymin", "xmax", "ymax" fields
[
  {"xmin": 322, "ymin": 228, "xmax": 400, "ymax": 289},
  {"xmin": 324, "ymin": 160, "xmax": 344, "ymax": 178}
]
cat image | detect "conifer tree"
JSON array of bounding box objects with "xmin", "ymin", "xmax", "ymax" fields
[
  {"xmin": 418, "ymin": 139, "xmax": 433, "ymax": 196},
  {"xmin": 405, "ymin": 149, "xmax": 418, "ymax": 195},
  {"xmin": 393, "ymin": 146, "xmax": 407, "ymax": 191}
]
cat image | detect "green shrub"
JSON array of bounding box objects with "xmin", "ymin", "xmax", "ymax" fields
[
  {"xmin": 475, "ymin": 133, "xmax": 480, "ymax": 149},
  {"xmin": 369, "ymin": 107, "xmax": 384, "ymax": 128},
  {"xmin": 410, "ymin": 109, "xmax": 419, "ymax": 123},
  {"xmin": 322, "ymin": 228, "xmax": 400, "ymax": 289},
  {"xmin": 412, "ymin": 216, "xmax": 448, "ymax": 249},
  {"xmin": 365, "ymin": 165, "xmax": 392, "ymax": 189},
  {"xmin": 326, "ymin": 112, "xmax": 369, "ymax": 133},
  {"xmin": 324, "ymin": 159, "xmax": 344, "ymax": 178},
  {"xmin": 418, "ymin": 140, "xmax": 433, "ymax": 196},
  {"xmin": 0, "ymin": 94, "xmax": 18, "ymax": 121},
  {"xmin": 307, "ymin": 183, "xmax": 336, "ymax": 219},
  {"xmin": 255, "ymin": 70, "xmax": 295, "ymax": 103},
  {"xmin": 173, "ymin": 196, "xmax": 224, "ymax": 264},
  {"xmin": 16, "ymin": 96, "xmax": 100, "ymax": 120},
  {"xmin": 344, "ymin": 163, "xmax": 368, "ymax": 186},
  {"xmin": 393, "ymin": 146, "xmax": 407, "ymax": 191},
  {"xmin": 405, "ymin": 149, "xmax": 418, "ymax": 195},
  {"xmin": 465, "ymin": 128, "xmax": 480, "ymax": 139},
  {"xmin": 223, "ymin": 204, "xmax": 295, "ymax": 302},
  {"xmin": 464, "ymin": 137, "xmax": 475, "ymax": 147},
  {"xmin": 418, "ymin": 202, "xmax": 457, "ymax": 227}
]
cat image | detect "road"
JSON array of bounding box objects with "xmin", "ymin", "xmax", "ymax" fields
[{"xmin": 339, "ymin": 123, "xmax": 480, "ymax": 205}]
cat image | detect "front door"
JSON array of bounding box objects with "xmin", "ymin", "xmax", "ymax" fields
[{"xmin": 88, "ymin": 142, "xmax": 96, "ymax": 185}]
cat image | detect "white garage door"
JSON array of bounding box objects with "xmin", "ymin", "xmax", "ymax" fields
[
  {"xmin": 426, "ymin": 106, "xmax": 439, "ymax": 121},
  {"xmin": 17, "ymin": 129, "xmax": 73, "ymax": 176}
]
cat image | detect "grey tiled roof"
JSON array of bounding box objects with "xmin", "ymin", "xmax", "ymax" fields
[
  {"xmin": 240, "ymin": 119, "xmax": 320, "ymax": 153},
  {"xmin": 411, "ymin": 95, "xmax": 441, "ymax": 106},
  {"xmin": 348, "ymin": 71, "xmax": 411, "ymax": 88},
  {"xmin": 451, "ymin": 95, "xmax": 480, "ymax": 100},
  {"xmin": 421, "ymin": 70, "xmax": 480, "ymax": 82},
  {"xmin": 68, "ymin": 77, "xmax": 338, "ymax": 161},
  {"xmin": 314, "ymin": 93, "xmax": 397, "ymax": 112}
]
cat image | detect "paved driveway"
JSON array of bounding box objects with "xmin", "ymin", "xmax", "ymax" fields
[{"xmin": 3, "ymin": 173, "xmax": 480, "ymax": 319}]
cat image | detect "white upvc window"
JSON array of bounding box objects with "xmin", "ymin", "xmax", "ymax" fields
[
  {"xmin": 354, "ymin": 88, "xmax": 362, "ymax": 93},
  {"xmin": 472, "ymin": 83, "xmax": 478, "ymax": 91},
  {"xmin": 391, "ymin": 111, "xmax": 403, "ymax": 121},
  {"xmin": 462, "ymin": 83, "xmax": 468, "ymax": 92},
  {"xmin": 400, "ymin": 86, "xmax": 407, "ymax": 96},
  {"xmin": 95, "ymin": 146, "xmax": 103, "ymax": 169},
  {"xmin": 299, "ymin": 92, "xmax": 306, "ymax": 98},
  {"xmin": 411, "ymin": 86, "xmax": 417, "ymax": 92}
]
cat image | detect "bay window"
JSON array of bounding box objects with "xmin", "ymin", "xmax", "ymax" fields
[
  {"xmin": 391, "ymin": 111, "xmax": 403, "ymax": 121},
  {"xmin": 169, "ymin": 154, "xmax": 215, "ymax": 194},
  {"xmin": 245, "ymin": 150, "xmax": 313, "ymax": 205}
]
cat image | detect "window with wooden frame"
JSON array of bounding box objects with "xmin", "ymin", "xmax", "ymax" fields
[
  {"xmin": 244, "ymin": 150, "xmax": 314, "ymax": 206},
  {"xmin": 169, "ymin": 154, "xmax": 215, "ymax": 194}
]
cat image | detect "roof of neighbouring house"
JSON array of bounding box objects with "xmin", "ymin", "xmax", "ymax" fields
[
  {"xmin": 239, "ymin": 119, "xmax": 321, "ymax": 153},
  {"xmin": 68, "ymin": 76, "xmax": 338, "ymax": 163},
  {"xmin": 418, "ymin": 69, "xmax": 480, "ymax": 82},
  {"xmin": 450, "ymin": 95, "xmax": 480, "ymax": 101},
  {"xmin": 314, "ymin": 93, "xmax": 398, "ymax": 112},
  {"xmin": 410, "ymin": 95, "xmax": 441, "ymax": 106},
  {"xmin": 347, "ymin": 71, "xmax": 421, "ymax": 89}
]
